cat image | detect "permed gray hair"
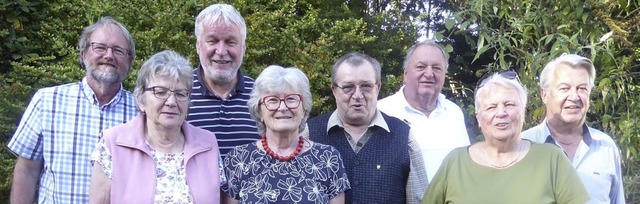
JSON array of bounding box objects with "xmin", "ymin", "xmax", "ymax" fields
[
  {"xmin": 474, "ymin": 73, "xmax": 528, "ymax": 114},
  {"xmin": 402, "ymin": 40, "xmax": 449, "ymax": 71},
  {"xmin": 133, "ymin": 50, "xmax": 193, "ymax": 105},
  {"xmin": 248, "ymin": 65, "xmax": 313, "ymax": 135},
  {"xmin": 539, "ymin": 54, "xmax": 596, "ymax": 90},
  {"xmin": 78, "ymin": 16, "xmax": 135, "ymax": 65},
  {"xmin": 195, "ymin": 3, "xmax": 247, "ymax": 43},
  {"xmin": 331, "ymin": 52, "xmax": 382, "ymax": 85}
]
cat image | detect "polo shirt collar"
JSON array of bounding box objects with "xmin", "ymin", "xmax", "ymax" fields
[{"xmin": 541, "ymin": 121, "xmax": 593, "ymax": 146}]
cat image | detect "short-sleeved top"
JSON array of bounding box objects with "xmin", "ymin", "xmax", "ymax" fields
[
  {"xmin": 423, "ymin": 142, "xmax": 590, "ymax": 204},
  {"xmin": 223, "ymin": 142, "xmax": 351, "ymax": 203},
  {"xmin": 187, "ymin": 67, "xmax": 260, "ymax": 158},
  {"xmin": 7, "ymin": 78, "xmax": 137, "ymax": 203}
]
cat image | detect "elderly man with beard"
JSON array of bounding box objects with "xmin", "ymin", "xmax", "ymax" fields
[
  {"xmin": 187, "ymin": 3, "xmax": 260, "ymax": 158},
  {"xmin": 8, "ymin": 16, "xmax": 138, "ymax": 204}
]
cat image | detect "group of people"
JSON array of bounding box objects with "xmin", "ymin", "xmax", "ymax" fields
[{"xmin": 7, "ymin": 3, "xmax": 625, "ymax": 204}]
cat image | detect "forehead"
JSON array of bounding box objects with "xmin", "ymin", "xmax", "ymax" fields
[
  {"xmin": 147, "ymin": 75, "xmax": 187, "ymax": 89},
  {"xmin": 199, "ymin": 19, "xmax": 242, "ymax": 39},
  {"xmin": 551, "ymin": 64, "xmax": 590, "ymax": 84},
  {"xmin": 335, "ymin": 61, "xmax": 376, "ymax": 83},
  {"xmin": 90, "ymin": 25, "xmax": 128, "ymax": 48},
  {"xmin": 478, "ymin": 85, "xmax": 519, "ymax": 105},
  {"xmin": 410, "ymin": 45, "xmax": 445, "ymax": 63}
]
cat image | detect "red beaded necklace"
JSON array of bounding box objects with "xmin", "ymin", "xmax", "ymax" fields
[{"xmin": 261, "ymin": 135, "xmax": 304, "ymax": 162}]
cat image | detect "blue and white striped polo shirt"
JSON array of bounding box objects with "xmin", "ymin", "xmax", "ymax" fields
[
  {"xmin": 8, "ymin": 78, "xmax": 138, "ymax": 203},
  {"xmin": 187, "ymin": 68, "xmax": 260, "ymax": 158}
]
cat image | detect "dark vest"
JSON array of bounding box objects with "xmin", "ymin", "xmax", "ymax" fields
[{"xmin": 308, "ymin": 112, "xmax": 410, "ymax": 204}]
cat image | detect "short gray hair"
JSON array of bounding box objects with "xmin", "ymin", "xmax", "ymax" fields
[
  {"xmin": 78, "ymin": 16, "xmax": 135, "ymax": 65},
  {"xmin": 195, "ymin": 3, "xmax": 247, "ymax": 43},
  {"xmin": 539, "ymin": 54, "xmax": 596, "ymax": 90},
  {"xmin": 474, "ymin": 73, "xmax": 528, "ymax": 113},
  {"xmin": 248, "ymin": 65, "xmax": 312, "ymax": 135},
  {"xmin": 331, "ymin": 52, "xmax": 381, "ymax": 85},
  {"xmin": 134, "ymin": 50, "xmax": 193, "ymax": 105},
  {"xmin": 403, "ymin": 40, "xmax": 448, "ymax": 71}
]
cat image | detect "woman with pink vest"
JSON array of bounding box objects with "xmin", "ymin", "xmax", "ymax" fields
[{"xmin": 89, "ymin": 50, "xmax": 224, "ymax": 203}]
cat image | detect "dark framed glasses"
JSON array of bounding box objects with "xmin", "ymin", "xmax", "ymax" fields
[
  {"xmin": 475, "ymin": 70, "xmax": 520, "ymax": 91},
  {"xmin": 261, "ymin": 94, "xmax": 303, "ymax": 111},
  {"xmin": 144, "ymin": 86, "xmax": 191, "ymax": 101}
]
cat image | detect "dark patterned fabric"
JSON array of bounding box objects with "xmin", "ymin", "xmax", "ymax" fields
[{"xmin": 223, "ymin": 142, "xmax": 351, "ymax": 204}]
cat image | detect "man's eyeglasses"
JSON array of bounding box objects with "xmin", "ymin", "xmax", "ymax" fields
[
  {"xmin": 261, "ymin": 94, "xmax": 302, "ymax": 111},
  {"xmin": 90, "ymin": 42, "xmax": 130, "ymax": 57},
  {"xmin": 335, "ymin": 82, "xmax": 377, "ymax": 95},
  {"xmin": 144, "ymin": 86, "xmax": 191, "ymax": 101},
  {"xmin": 475, "ymin": 70, "xmax": 520, "ymax": 91}
]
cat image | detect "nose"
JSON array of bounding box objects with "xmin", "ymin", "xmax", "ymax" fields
[
  {"xmin": 102, "ymin": 48, "xmax": 115, "ymax": 59},
  {"xmin": 164, "ymin": 92, "xmax": 178, "ymax": 106},
  {"xmin": 276, "ymin": 100, "xmax": 288, "ymax": 111},
  {"xmin": 567, "ymin": 88, "xmax": 581, "ymax": 101},
  {"xmin": 423, "ymin": 66, "xmax": 435, "ymax": 78},
  {"xmin": 351, "ymin": 86, "xmax": 365, "ymax": 100},
  {"xmin": 214, "ymin": 42, "xmax": 228, "ymax": 56}
]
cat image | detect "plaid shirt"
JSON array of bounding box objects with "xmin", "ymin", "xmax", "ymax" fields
[{"xmin": 8, "ymin": 78, "xmax": 137, "ymax": 203}]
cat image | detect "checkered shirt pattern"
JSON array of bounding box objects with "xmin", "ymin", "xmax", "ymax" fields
[{"xmin": 8, "ymin": 78, "xmax": 137, "ymax": 203}]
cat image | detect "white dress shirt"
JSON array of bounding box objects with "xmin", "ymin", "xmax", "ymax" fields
[{"xmin": 378, "ymin": 86, "xmax": 470, "ymax": 182}]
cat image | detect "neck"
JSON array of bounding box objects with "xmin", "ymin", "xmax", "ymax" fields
[
  {"xmin": 265, "ymin": 131, "xmax": 299, "ymax": 150},
  {"xmin": 341, "ymin": 120, "xmax": 370, "ymax": 141},
  {"xmin": 404, "ymin": 89, "xmax": 437, "ymax": 116},
  {"xmin": 202, "ymin": 70, "xmax": 237, "ymax": 100},
  {"xmin": 145, "ymin": 121, "xmax": 184, "ymax": 153},
  {"xmin": 485, "ymin": 138, "xmax": 520, "ymax": 153},
  {"xmin": 546, "ymin": 120, "xmax": 584, "ymax": 145},
  {"xmin": 86, "ymin": 77, "xmax": 121, "ymax": 106}
]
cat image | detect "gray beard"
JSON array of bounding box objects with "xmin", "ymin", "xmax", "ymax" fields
[{"xmin": 85, "ymin": 61, "xmax": 125, "ymax": 85}]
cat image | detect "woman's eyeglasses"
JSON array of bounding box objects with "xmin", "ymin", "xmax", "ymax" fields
[
  {"xmin": 144, "ymin": 86, "xmax": 191, "ymax": 101},
  {"xmin": 261, "ymin": 94, "xmax": 303, "ymax": 111},
  {"xmin": 475, "ymin": 70, "xmax": 520, "ymax": 91}
]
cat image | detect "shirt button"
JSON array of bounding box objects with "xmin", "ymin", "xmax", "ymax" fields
[
  {"xmin": 353, "ymin": 180, "xmax": 359, "ymax": 185},
  {"xmin": 354, "ymin": 161, "xmax": 360, "ymax": 165}
]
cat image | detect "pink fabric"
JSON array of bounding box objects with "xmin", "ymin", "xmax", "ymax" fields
[{"xmin": 101, "ymin": 115, "xmax": 221, "ymax": 203}]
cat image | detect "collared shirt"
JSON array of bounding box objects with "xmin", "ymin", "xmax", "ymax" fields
[
  {"xmin": 187, "ymin": 67, "xmax": 260, "ymax": 158},
  {"xmin": 7, "ymin": 78, "xmax": 138, "ymax": 203},
  {"xmin": 521, "ymin": 121, "xmax": 625, "ymax": 204},
  {"xmin": 326, "ymin": 110, "xmax": 428, "ymax": 204},
  {"xmin": 378, "ymin": 86, "xmax": 470, "ymax": 182}
]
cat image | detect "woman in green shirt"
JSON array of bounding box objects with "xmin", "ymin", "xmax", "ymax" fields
[{"xmin": 422, "ymin": 71, "xmax": 590, "ymax": 204}]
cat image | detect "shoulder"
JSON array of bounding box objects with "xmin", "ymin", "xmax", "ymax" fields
[
  {"xmin": 521, "ymin": 123, "xmax": 546, "ymax": 142},
  {"xmin": 184, "ymin": 122, "xmax": 217, "ymax": 143},
  {"xmin": 308, "ymin": 112, "xmax": 331, "ymax": 123},
  {"xmin": 380, "ymin": 112, "xmax": 410, "ymax": 129}
]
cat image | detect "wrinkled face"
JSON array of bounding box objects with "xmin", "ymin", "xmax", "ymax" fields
[
  {"xmin": 476, "ymin": 86, "xmax": 524, "ymax": 141},
  {"xmin": 332, "ymin": 61, "xmax": 380, "ymax": 126},
  {"xmin": 542, "ymin": 64, "xmax": 591, "ymax": 126},
  {"xmin": 404, "ymin": 45, "xmax": 446, "ymax": 100},
  {"xmin": 260, "ymin": 86, "xmax": 305, "ymax": 135},
  {"xmin": 81, "ymin": 25, "xmax": 132, "ymax": 85},
  {"xmin": 138, "ymin": 76, "xmax": 190, "ymax": 129},
  {"xmin": 196, "ymin": 19, "xmax": 246, "ymax": 83}
]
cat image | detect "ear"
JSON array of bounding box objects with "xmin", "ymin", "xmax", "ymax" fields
[
  {"xmin": 331, "ymin": 85, "xmax": 339, "ymax": 97},
  {"xmin": 195, "ymin": 39, "xmax": 201, "ymax": 55},
  {"xmin": 541, "ymin": 88, "xmax": 548, "ymax": 105},
  {"xmin": 136, "ymin": 94, "xmax": 145, "ymax": 113}
]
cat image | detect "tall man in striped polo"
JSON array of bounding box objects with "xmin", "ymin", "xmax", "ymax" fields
[
  {"xmin": 187, "ymin": 3, "xmax": 260, "ymax": 157},
  {"xmin": 8, "ymin": 17, "xmax": 138, "ymax": 203}
]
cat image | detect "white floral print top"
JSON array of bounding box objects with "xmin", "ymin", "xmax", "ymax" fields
[{"xmin": 92, "ymin": 141, "xmax": 226, "ymax": 203}]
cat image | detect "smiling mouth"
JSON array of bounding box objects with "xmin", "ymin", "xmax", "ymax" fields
[
  {"xmin": 275, "ymin": 116, "xmax": 292, "ymax": 119},
  {"xmin": 564, "ymin": 105, "xmax": 581, "ymax": 109},
  {"xmin": 495, "ymin": 122, "xmax": 509, "ymax": 127},
  {"xmin": 213, "ymin": 59, "xmax": 231, "ymax": 64}
]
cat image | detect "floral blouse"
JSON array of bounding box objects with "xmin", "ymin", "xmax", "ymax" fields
[
  {"xmin": 223, "ymin": 142, "xmax": 351, "ymax": 204},
  {"xmin": 91, "ymin": 142, "xmax": 226, "ymax": 203}
]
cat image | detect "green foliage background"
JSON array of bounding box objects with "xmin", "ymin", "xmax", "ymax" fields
[{"xmin": 0, "ymin": 0, "xmax": 638, "ymax": 202}]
